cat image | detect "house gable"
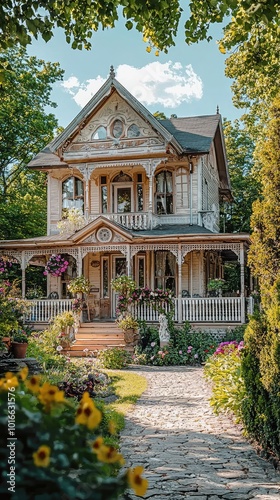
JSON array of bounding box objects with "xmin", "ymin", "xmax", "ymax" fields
[
  {"xmin": 61, "ymin": 90, "xmax": 168, "ymax": 162},
  {"xmin": 70, "ymin": 216, "xmax": 133, "ymax": 244}
]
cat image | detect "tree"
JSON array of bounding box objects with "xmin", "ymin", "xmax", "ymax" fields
[
  {"xmin": 1, "ymin": 1, "xmax": 279, "ymax": 57},
  {"xmin": 241, "ymin": 95, "xmax": 280, "ymax": 458},
  {"xmin": 249, "ymin": 94, "xmax": 280, "ymax": 303},
  {"xmin": 222, "ymin": 119, "xmax": 260, "ymax": 233},
  {"xmin": 224, "ymin": 21, "xmax": 280, "ymax": 138},
  {"xmin": 0, "ymin": 47, "xmax": 63, "ymax": 238}
]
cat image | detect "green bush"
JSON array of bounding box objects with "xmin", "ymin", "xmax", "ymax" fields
[
  {"xmin": 97, "ymin": 348, "xmax": 132, "ymax": 369},
  {"xmin": 241, "ymin": 311, "xmax": 280, "ymax": 457},
  {"xmin": 204, "ymin": 341, "xmax": 246, "ymax": 421}
]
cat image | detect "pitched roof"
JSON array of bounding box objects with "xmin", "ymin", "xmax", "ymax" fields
[
  {"xmin": 28, "ymin": 71, "xmax": 227, "ymax": 170},
  {"xmin": 159, "ymin": 115, "xmax": 221, "ymax": 153}
]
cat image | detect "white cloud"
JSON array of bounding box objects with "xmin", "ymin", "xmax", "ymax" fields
[{"xmin": 62, "ymin": 61, "xmax": 203, "ymax": 109}]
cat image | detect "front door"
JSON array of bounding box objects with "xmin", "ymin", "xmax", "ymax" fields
[{"xmin": 112, "ymin": 256, "xmax": 127, "ymax": 317}]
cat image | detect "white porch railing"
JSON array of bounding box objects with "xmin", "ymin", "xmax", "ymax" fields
[
  {"xmin": 25, "ymin": 297, "xmax": 244, "ymax": 324},
  {"xmin": 25, "ymin": 299, "xmax": 73, "ymax": 323},
  {"xmin": 133, "ymin": 297, "xmax": 243, "ymax": 323},
  {"xmin": 179, "ymin": 297, "xmax": 242, "ymax": 322}
]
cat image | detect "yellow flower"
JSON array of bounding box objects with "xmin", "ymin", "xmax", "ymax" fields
[
  {"xmin": 18, "ymin": 366, "xmax": 28, "ymax": 381},
  {"xmin": 38, "ymin": 382, "xmax": 65, "ymax": 409},
  {"xmin": 0, "ymin": 372, "xmax": 19, "ymax": 391},
  {"xmin": 25, "ymin": 375, "xmax": 41, "ymax": 393},
  {"xmin": 91, "ymin": 436, "xmax": 104, "ymax": 453},
  {"xmin": 146, "ymin": 46, "xmax": 151, "ymax": 53},
  {"xmin": 33, "ymin": 445, "xmax": 51, "ymax": 467},
  {"xmin": 96, "ymin": 444, "xmax": 125, "ymax": 465},
  {"xmin": 75, "ymin": 392, "xmax": 102, "ymax": 430},
  {"xmin": 127, "ymin": 466, "xmax": 148, "ymax": 496},
  {"xmin": 155, "ymin": 50, "xmax": 159, "ymax": 57}
]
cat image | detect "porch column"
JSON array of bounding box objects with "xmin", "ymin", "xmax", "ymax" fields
[
  {"xmin": 77, "ymin": 248, "xmax": 83, "ymax": 276},
  {"xmin": 85, "ymin": 177, "xmax": 90, "ymax": 222},
  {"xmin": 126, "ymin": 245, "xmax": 132, "ymax": 277},
  {"xmin": 151, "ymin": 250, "xmax": 155, "ymax": 289},
  {"xmin": 240, "ymin": 243, "xmax": 245, "ymax": 323},
  {"xmin": 148, "ymin": 174, "xmax": 153, "ymax": 229},
  {"xmin": 21, "ymin": 251, "xmax": 26, "ymax": 298},
  {"xmin": 178, "ymin": 245, "xmax": 182, "ymax": 324}
]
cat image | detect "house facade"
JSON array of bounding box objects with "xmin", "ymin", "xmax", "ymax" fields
[{"xmin": 0, "ymin": 67, "xmax": 251, "ymax": 325}]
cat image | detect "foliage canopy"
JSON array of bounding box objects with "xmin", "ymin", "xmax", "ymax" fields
[{"xmin": 1, "ymin": 1, "xmax": 279, "ymax": 58}]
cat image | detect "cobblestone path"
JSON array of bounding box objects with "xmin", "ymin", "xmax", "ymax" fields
[{"xmin": 120, "ymin": 366, "xmax": 280, "ymax": 500}]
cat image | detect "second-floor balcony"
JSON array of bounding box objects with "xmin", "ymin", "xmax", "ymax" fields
[{"xmin": 88, "ymin": 211, "xmax": 216, "ymax": 231}]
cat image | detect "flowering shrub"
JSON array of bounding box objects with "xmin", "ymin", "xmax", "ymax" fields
[
  {"xmin": 213, "ymin": 340, "xmax": 244, "ymax": 356},
  {"xmin": 204, "ymin": 339, "xmax": 246, "ymax": 421},
  {"xmin": 43, "ymin": 254, "xmax": 69, "ymax": 277},
  {"xmin": 57, "ymin": 208, "xmax": 86, "ymax": 235},
  {"xmin": 135, "ymin": 321, "xmax": 217, "ymax": 366},
  {"xmin": 0, "ymin": 368, "xmax": 148, "ymax": 498},
  {"xmin": 0, "ymin": 280, "xmax": 31, "ymax": 337},
  {"xmin": 0, "ymin": 257, "xmax": 13, "ymax": 274},
  {"xmin": 72, "ymin": 297, "xmax": 83, "ymax": 312},
  {"xmin": 116, "ymin": 285, "xmax": 174, "ymax": 316},
  {"xmin": 117, "ymin": 314, "xmax": 138, "ymax": 331},
  {"xmin": 68, "ymin": 275, "xmax": 91, "ymax": 295},
  {"xmin": 97, "ymin": 347, "xmax": 132, "ymax": 369}
]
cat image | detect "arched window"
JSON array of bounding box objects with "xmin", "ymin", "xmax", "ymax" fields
[
  {"xmin": 112, "ymin": 172, "xmax": 132, "ymax": 182},
  {"xmin": 155, "ymin": 171, "xmax": 173, "ymax": 215},
  {"xmin": 127, "ymin": 124, "xmax": 141, "ymax": 138},
  {"xmin": 92, "ymin": 126, "xmax": 107, "ymax": 140},
  {"xmin": 111, "ymin": 119, "xmax": 124, "ymax": 139},
  {"xmin": 62, "ymin": 177, "xmax": 84, "ymax": 212}
]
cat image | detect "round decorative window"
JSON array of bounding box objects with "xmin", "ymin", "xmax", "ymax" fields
[
  {"xmin": 112, "ymin": 119, "xmax": 123, "ymax": 139},
  {"xmin": 96, "ymin": 227, "xmax": 112, "ymax": 242}
]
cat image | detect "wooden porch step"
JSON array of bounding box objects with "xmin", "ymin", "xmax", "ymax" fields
[{"xmin": 62, "ymin": 321, "xmax": 128, "ymax": 357}]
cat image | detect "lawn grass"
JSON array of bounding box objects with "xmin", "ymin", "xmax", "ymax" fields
[{"xmin": 105, "ymin": 370, "xmax": 147, "ymax": 416}]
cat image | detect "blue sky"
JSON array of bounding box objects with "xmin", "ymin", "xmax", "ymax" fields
[{"xmin": 27, "ymin": 15, "xmax": 242, "ymax": 128}]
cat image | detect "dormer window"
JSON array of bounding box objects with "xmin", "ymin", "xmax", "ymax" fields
[
  {"xmin": 92, "ymin": 126, "xmax": 107, "ymax": 140},
  {"xmin": 62, "ymin": 176, "xmax": 84, "ymax": 212},
  {"xmin": 128, "ymin": 124, "xmax": 141, "ymax": 138},
  {"xmin": 111, "ymin": 119, "xmax": 124, "ymax": 139}
]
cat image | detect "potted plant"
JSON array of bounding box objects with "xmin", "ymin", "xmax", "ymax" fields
[
  {"xmin": 11, "ymin": 329, "xmax": 29, "ymax": 358},
  {"xmin": 117, "ymin": 315, "xmax": 139, "ymax": 344},
  {"xmin": 207, "ymin": 278, "xmax": 226, "ymax": 297}
]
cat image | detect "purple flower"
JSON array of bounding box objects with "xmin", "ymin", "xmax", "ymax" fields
[
  {"xmin": 151, "ymin": 342, "xmax": 156, "ymax": 347},
  {"xmin": 194, "ymin": 353, "xmax": 199, "ymax": 359}
]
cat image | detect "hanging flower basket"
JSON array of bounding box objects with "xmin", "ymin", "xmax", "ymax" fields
[{"xmin": 43, "ymin": 254, "xmax": 69, "ymax": 277}]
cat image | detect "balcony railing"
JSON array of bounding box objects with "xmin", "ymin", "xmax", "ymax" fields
[
  {"xmin": 25, "ymin": 297, "xmax": 245, "ymax": 324},
  {"xmin": 89, "ymin": 212, "xmax": 196, "ymax": 230}
]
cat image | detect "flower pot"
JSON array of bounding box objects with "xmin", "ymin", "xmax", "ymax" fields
[
  {"xmin": 11, "ymin": 342, "xmax": 28, "ymax": 359},
  {"xmin": 123, "ymin": 329, "xmax": 135, "ymax": 344}
]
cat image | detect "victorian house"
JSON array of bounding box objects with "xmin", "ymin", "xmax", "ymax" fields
[{"xmin": 0, "ymin": 67, "xmax": 251, "ymax": 329}]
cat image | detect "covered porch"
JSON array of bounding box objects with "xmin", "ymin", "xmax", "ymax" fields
[{"xmin": 24, "ymin": 295, "xmax": 250, "ymax": 325}]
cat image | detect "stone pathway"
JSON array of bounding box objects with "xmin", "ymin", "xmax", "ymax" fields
[{"xmin": 120, "ymin": 366, "xmax": 280, "ymax": 500}]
